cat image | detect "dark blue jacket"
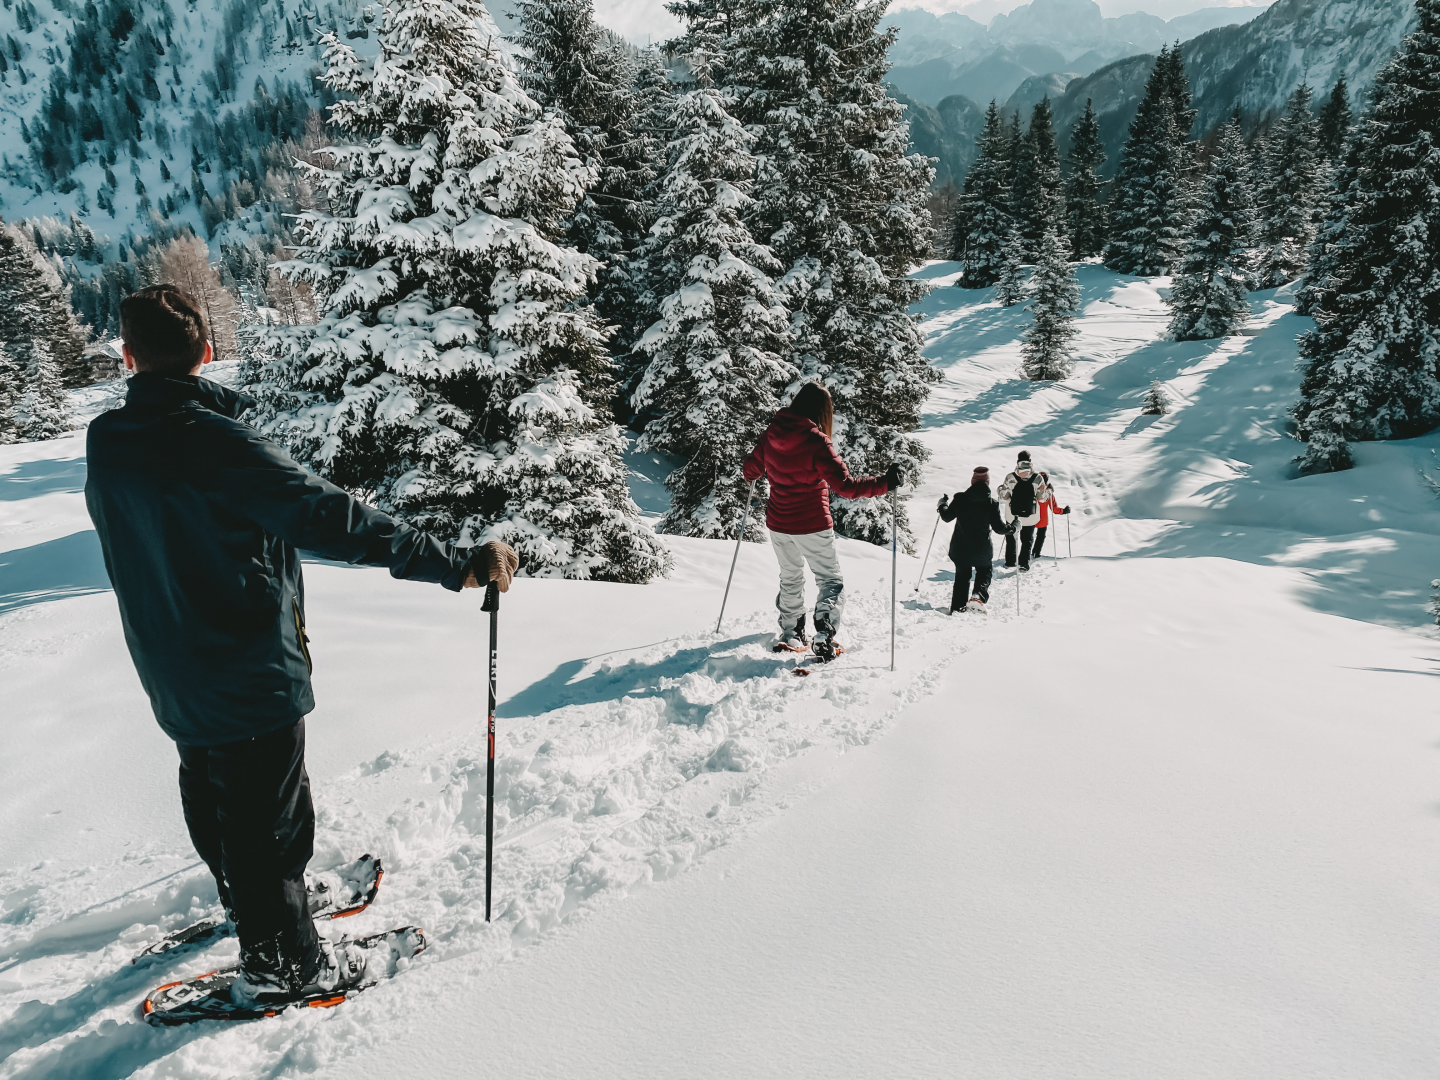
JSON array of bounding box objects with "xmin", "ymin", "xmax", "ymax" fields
[
  {"xmin": 85, "ymin": 373, "xmax": 473, "ymax": 746},
  {"xmin": 939, "ymin": 482, "xmax": 1009, "ymax": 565}
]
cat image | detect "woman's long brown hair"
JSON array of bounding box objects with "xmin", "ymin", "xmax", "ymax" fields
[{"xmin": 790, "ymin": 382, "xmax": 834, "ymax": 437}]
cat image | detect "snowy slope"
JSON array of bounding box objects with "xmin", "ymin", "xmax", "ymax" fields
[{"xmin": 3, "ymin": 264, "xmax": 1440, "ymax": 1077}]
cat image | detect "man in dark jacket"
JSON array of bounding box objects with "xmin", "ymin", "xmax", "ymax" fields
[
  {"xmin": 937, "ymin": 466, "xmax": 1012, "ymax": 613},
  {"xmin": 85, "ymin": 285, "xmax": 518, "ymax": 1002}
]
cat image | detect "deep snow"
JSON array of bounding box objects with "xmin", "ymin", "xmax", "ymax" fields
[{"xmin": 2, "ymin": 264, "xmax": 1438, "ymax": 1078}]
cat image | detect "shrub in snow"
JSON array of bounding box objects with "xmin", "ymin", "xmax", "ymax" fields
[
  {"xmin": 1104, "ymin": 45, "xmax": 1194, "ymax": 277},
  {"xmin": 1431, "ymin": 580, "xmax": 1440, "ymax": 626},
  {"xmin": 1293, "ymin": 0, "xmax": 1440, "ymax": 476},
  {"xmin": 1166, "ymin": 119, "xmax": 1254, "ymax": 342},
  {"xmin": 951, "ymin": 101, "xmax": 1015, "ymax": 289},
  {"xmin": 631, "ymin": 87, "xmax": 795, "ymax": 541},
  {"xmin": 248, "ymin": 0, "xmax": 669, "ymax": 583},
  {"xmin": 1020, "ymin": 230, "xmax": 1079, "ymax": 381},
  {"xmin": 736, "ymin": 0, "xmax": 937, "ymax": 546},
  {"xmin": 1141, "ymin": 380, "xmax": 1171, "ymax": 415}
]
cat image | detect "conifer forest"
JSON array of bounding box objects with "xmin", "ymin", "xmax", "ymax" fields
[{"xmin": 0, "ymin": 0, "xmax": 1436, "ymax": 574}]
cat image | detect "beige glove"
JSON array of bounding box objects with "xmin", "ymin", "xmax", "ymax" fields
[{"xmin": 462, "ymin": 540, "xmax": 519, "ymax": 592}]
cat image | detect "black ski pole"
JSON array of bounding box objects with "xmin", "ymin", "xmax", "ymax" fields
[
  {"xmin": 716, "ymin": 480, "xmax": 757, "ymax": 634},
  {"xmin": 890, "ymin": 489, "xmax": 898, "ymax": 672},
  {"xmin": 914, "ymin": 512, "xmax": 940, "ymax": 593},
  {"xmin": 482, "ymin": 579, "xmax": 499, "ymax": 923}
]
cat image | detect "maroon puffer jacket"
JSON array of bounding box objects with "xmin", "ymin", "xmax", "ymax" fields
[{"xmin": 742, "ymin": 409, "xmax": 888, "ymax": 535}]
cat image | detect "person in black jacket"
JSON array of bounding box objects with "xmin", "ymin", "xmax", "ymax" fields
[
  {"xmin": 937, "ymin": 466, "xmax": 1012, "ymax": 613},
  {"xmin": 85, "ymin": 285, "xmax": 519, "ymax": 1004}
]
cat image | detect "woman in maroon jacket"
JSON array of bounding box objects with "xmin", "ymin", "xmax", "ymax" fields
[{"xmin": 743, "ymin": 384, "xmax": 897, "ymax": 661}]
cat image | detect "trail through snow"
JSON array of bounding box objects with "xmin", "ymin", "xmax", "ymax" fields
[{"xmin": 2, "ymin": 264, "xmax": 1438, "ymax": 1078}]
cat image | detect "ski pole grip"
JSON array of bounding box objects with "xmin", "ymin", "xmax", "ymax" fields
[{"xmin": 481, "ymin": 580, "xmax": 500, "ymax": 612}]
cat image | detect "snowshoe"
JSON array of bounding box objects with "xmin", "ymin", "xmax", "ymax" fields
[
  {"xmin": 141, "ymin": 926, "xmax": 424, "ymax": 1026},
  {"xmin": 792, "ymin": 642, "xmax": 846, "ymax": 677},
  {"xmin": 771, "ymin": 615, "xmax": 809, "ymax": 652},
  {"xmin": 966, "ymin": 597, "xmax": 986, "ymax": 614},
  {"xmin": 133, "ymin": 855, "xmax": 383, "ymax": 963}
]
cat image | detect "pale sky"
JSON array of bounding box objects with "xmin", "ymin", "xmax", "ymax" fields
[{"xmin": 594, "ymin": 0, "xmax": 1273, "ymax": 45}]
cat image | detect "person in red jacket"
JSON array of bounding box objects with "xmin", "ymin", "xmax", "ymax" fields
[
  {"xmin": 743, "ymin": 383, "xmax": 897, "ymax": 661},
  {"xmin": 1033, "ymin": 471, "xmax": 1070, "ymax": 560}
]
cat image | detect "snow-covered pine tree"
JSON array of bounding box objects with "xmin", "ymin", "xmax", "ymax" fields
[
  {"xmin": 950, "ymin": 100, "xmax": 1014, "ymax": 287},
  {"xmin": 11, "ymin": 341, "xmax": 72, "ymax": 440},
  {"xmin": 995, "ymin": 232, "xmax": 1026, "ymax": 307},
  {"xmin": 0, "ymin": 344, "xmax": 19, "ymax": 444},
  {"xmin": 514, "ymin": 0, "xmax": 647, "ymax": 412},
  {"xmin": 631, "ymin": 87, "xmax": 795, "ymax": 539},
  {"xmin": 1294, "ymin": 128, "xmax": 1361, "ymax": 319},
  {"xmin": 1010, "ymin": 97, "xmax": 1063, "ymax": 261},
  {"xmin": 737, "ymin": 0, "xmax": 938, "ymax": 546},
  {"xmin": 1293, "ymin": 0, "xmax": 1440, "ymax": 475},
  {"xmin": 0, "ymin": 223, "xmax": 89, "ymax": 388},
  {"xmin": 1255, "ymin": 84, "xmax": 1323, "ymax": 288},
  {"xmin": 1064, "ymin": 98, "xmax": 1107, "ymax": 260},
  {"xmin": 250, "ymin": 0, "xmax": 669, "ymax": 582},
  {"xmin": 1103, "ymin": 45, "xmax": 1192, "ymax": 276},
  {"xmin": 1316, "ymin": 75, "xmax": 1352, "ymax": 160},
  {"xmin": 1020, "ymin": 228, "xmax": 1078, "ymax": 380},
  {"xmin": 1141, "ymin": 379, "xmax": 1170, "ymax": 414},
  {"xmin": 1166, "ymin": 119, "xmax": 1254, "ymax": 341}
]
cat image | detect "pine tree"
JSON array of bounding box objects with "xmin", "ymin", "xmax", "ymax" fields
[
  {"xmin": 950, "ymin": 101, "xmax": 1014, "ymax": 287},
  {"xmin": 1020, "ymin": 229, "xmax": 1078, "ymax": 380},
  {"xmin": 515, "ymin": 0, "xmax": 651, "ymax": 395},
  {"xmin": 0, "ymin": 343, "xmax": 20, "ymax": 444},
  {"xmin": 1166, "ymin": 119, "xmax": 1254, "ymax": 341},
  {"xmin": 1141, "ymin": 380, "xmax": 1170, "ymax": 414},
  {"xmin": 995, "ymin": 232, "xmax": 1026, "ymax": 307},
  {"xmin": 735, "ymin": 0, "xmax": 939, "ymax": 546},
  {"xmin": 251, "ymin": 0, "xmax": 669, "ymax": 582},
  {"xmin": 631, "ymin": 87, "xmax": 795, "ymax": 539},
  {"xmin": 1293, "ymin": 0, "xmax": 1440, "ymax": 475},
  {"xmin": 1316, "ymin": 75, "xmax": 1352, "ymax": 160},
  {"xmin": 1255, "ymin": 84, "xmax": 1323, "ymax": 288},
  {"xmin": 1064, "ymin": 98, "xmax": 1107, "ymax": 260},
  {"xmin": 11, "ymin": 341, "xmax": 71, "ymax": 440},
  {"xmin": 0, "ymin": 223, "xmax": 89, "ymax": 387},
  {"xmin": 1010, "ymin": 97, "xmax": 1062, "ymax": 261},
  {"xmin": 1103, "ymin": 46, "xmax": 1193, "ymax": 276}
]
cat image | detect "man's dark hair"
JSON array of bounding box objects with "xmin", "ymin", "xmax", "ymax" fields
[{"xmin": 120, "ymin": 285, "xmax": 210, "ymax": 377}]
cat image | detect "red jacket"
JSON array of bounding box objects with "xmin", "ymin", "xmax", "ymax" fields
[
  {"xmin": 743, "ymin": 410, "xmax": 888, "ymax": 534},
  {"xmin": 1038, "ymin": 494, "xmax": 1067, "ymax": 528}
]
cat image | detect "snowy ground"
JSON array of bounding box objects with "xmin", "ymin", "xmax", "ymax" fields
[{"xmin": 3, "ymin": 265, "xmax": 1439, "ymax": 1078}]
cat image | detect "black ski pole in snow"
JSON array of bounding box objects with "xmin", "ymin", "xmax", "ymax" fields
[
  {"xmin": 914, "ymin": 513, "xmax": 940, "ymax": 592},
  {"xmin": 891, "ymin": 489, "xmax": 898, "ymax": 672},
  {"xmin": 716, "ymin": 480, "xmax": 757, "ymax": 634},
  {"xmin": 482, "ymin": 579, "xmax": 499, "ymax": 923}
]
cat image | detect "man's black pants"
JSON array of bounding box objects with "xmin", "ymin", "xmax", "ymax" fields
[
  {"xmin": 177, "ymin": 718, "xmax": 318, "ymax": 962},
  {"xmin": 951, "ymin": 560, "xmax": 994, "ymax": 611},
  {"xmin": 1004, "ymin": 526, "xmax": 1036, "ymax": 568}
]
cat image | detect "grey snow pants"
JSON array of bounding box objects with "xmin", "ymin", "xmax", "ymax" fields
[{"xmin": 770, "ymin": 528, "xmax": 845, "ymax": 642}]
